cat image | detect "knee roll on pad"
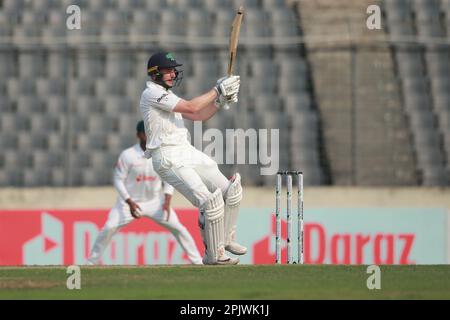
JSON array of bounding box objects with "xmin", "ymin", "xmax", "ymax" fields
[{"xmin": 225, "ymin": 173, "xmax": 243, "ymax": 207}]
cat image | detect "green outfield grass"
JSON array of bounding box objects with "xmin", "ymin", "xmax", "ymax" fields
[{"xmin": 1, "ymin": 265, "xmax": 450, "ymax": 299}]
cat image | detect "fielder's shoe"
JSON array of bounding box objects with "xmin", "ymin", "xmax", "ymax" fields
[{"xmin": 225, "ymin": 242, "xmax": 247, "ymax": 255}]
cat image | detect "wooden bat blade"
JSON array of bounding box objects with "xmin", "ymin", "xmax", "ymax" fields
[{"xmin": 227, "ymin": 6, "xmax": 244, "ymax": 76}]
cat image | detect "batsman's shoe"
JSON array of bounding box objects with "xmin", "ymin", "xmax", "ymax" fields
[
  {"xmin": 203, "ymin": 252, "xmax": 239, "ymax": 265},
  {"xmin": 225, "ymin": 242, "xmax": 247, "ymax": 255}
]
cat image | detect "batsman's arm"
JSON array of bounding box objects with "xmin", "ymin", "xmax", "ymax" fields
[
  {"xmin": 173, "ymin": 89, "xmax": 217, "ymax": 114},
  {"xmin": 182, "ymin": 103, "xmax": 219, "ymax": 121}
]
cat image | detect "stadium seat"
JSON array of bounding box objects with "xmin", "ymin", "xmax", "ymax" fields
[
  {"xmin": 213, "ymin": 10, "xmax": 235, "ymax": 38},
  {"xmin": 18, "ymin": 132, "xmax": 48, "ymax": 150},
  {"xmin": 17, "ymin": 96, "xmax": 45, "ymax": 114},
  {"xmin": 278, "ymin": 75, "xmax": 308, "ymax": 94},
  {"xmin": 76, "ymin": 133, "xmax": 108, "ymax": 150},
  {"xmin": 70, "ymin": 115, "xmax": 89, "ymax": 133},
  {"xmin": 87, "ymin": 114, "xmax": 116, "ymax": 133},
  {"xmin": 88, "ymin": 0, "xmax": 115, "ymax": 10},
  {"xmin": 105, "ymin": 51, "xmax": 132, "ymax": 78},
  {"xmin": 7, "ymin": 78, "xmax": 36, "ymax": 97},
  {"xmin": 103, "ymin": 96, "xmax": 135, "ymax": 115},
  {"xmin": 129, "ymin": 25, "xmax": 158, "ymax": 44},
  {"xmin": 413, "ymin": 129, "xmax": 442, "ymax": 146},
  {"xmin": 416, "ymin": 146, "xmax": 445, "ymax": 166},
  {"xmin": 252, "ymin": 96, "xmax": 281, "ymax": 116},
  {"xmin": 434, "ymin": 94, "xmax": 450, "ymax": 112},
  {"xmin": 261, "ymin": 0, "xmax": 288, "ymax": 9},
  {"xmin": 186, "ymin": 10, "xmax": 214, "ymax": 49},
  {"xmin": 248, "ymin": 78, "xmax": 277, "ymax": 95},
  {"xmin": 90, "ymin": 150, "xmax": 116, "ymax": 169},
  {"xmin": 386, "ymin": 10, "xmax": 414, "ymax": 34},
  {"xmin": 33, "ymin": 150, "xmax": 65, "ymax": 169},
  {"xmin": 100, "ymin": 10, "xmax": 130, "ymax": 46},
  {"xmin": 70, "ymin": 152, "xmax": 91, "ymax": 168},
  {"xmin": 0, "ymin": 50, "xmax": 14, "ymax": 80},
  {"xmin": 117, "ymin": 0, "xmax": 145, "ymax": 9},
  {"xmin": 203, "ymin": 0, "xmax": 233, "ymax": 10},
  {"xmin": 396, "ymin": 52, "xmax": 425, "ymax": 77},
  {"xmin": 158, "ymin": 9, "xmax": 187, "ymax": 42},
  {"xmin": 61, "ymin": 0, "xmax": 87, "ymax": 8},
  {"xmin": 69, "ymin": 78, "xmax": 96, "ymax": 96},
  {"xmin": 177, "ymin": 0, "xmax": 203, "ymax": 8},
  {"xmin": 0, "ymin": 170, "xmax": 6, "ymax": 187},
  {"xmin": 408, "ymin": 110, "xmax": 436, "ymax": 129},
  {"xmin": 76, "ymin": 52, "xmax": 104, "ymax": 78},
  {"xmin": 82, "ymin": 168, "xmax": 113, "ymax": 186},
  {"xmin": 413, "ymin": 0, "xmax": 441, "ymax": 21},
  {"xmin": 401, "ymin": 77, "xmax": 428, "ymax": 94},
  {"xmin": 425, "ymin": 52, "xmax": 450, "ymax": 76},
  {"xmin": 3, "ymin": 151, "xmax": 32, "ymax": 168},
  {"xmin": 108, "ymin": 134, "xmax": 136, "ymax": 153},
  {"xmin": 0, "ymin": 113, "xmax": 29, "ymax": 133},
  {"xmin": 47, "ymin": 53, "xmax": 68, "ymax": 78},
  {"xmin": 143, "ymin": 0, "xmax": 169, "ymax": 9},
  {"xmin": 46, "ymin": 95, "xmax": 67, "ymax": 114},
  {"xmin": 19, "ymin": 51, "xmax": 46, "ymax": 79},
  {"xmin": 30, "ymin": 114, "xmax": 61, "ymax": 133},
  {"xmin": 421, "ymin": 167, "xmax": 449, "ymax": 186},
  {"xmin": 279, "ymin": 59, "xmax": 307, "ymax": 78},
  {"xmin": 36, "ymin": 78, "xmax": 66, "ymax": 96},
  {"xmin": 430, "ymin": 77, "xmax": 450, "ymax": 95},
  {"xmin": 404, "ymin": 93, "xmax": 432, "ymax": 112},
  {"xmin": 51, "ymin": 168, "xmax": 66, "ymax": 186},
  {"xmin": 75, "ymin": 96, "xmax": 103, "ymax": 114},
  {"xmin": 0, "ymin": 12, "xmax": 12, "ymax": 38},
  {"xmin": 416, "ymin": 21, "xmax": 444, "ymax": 37},
  {"xmin": 117, "ymin": 115, "xmax": 140, "ymax": 136},
  {"xmin": 42, "ymin": 21, "xmax": 66, "ymax": 45},
  {"xmin": 240, "ymin": 9, "xmax": 271, "ymax": 38},
  {"xmin": 0, "ymin": 133, "xmax": 19, "ymax": 149},
  {"xmin": 32, "ymin": 0, "xmax": 58, "ymax": 10},
  {"xmin": 48, "ymin": 132, "xmax": 65, "ymax": 150},
  {"xmin": 283, "ymin": 93, "xmax": 312, "ymax": 114},
  {"xmin": 2, "ymin": 0, "xmax": 25, "ymax": 10},
  {"xmin": 95, "ymin": 78, "xmax": 126, "ymax": 96},
  {"xmin": 125, "ymin": 78, "xmax": 147, "ymax": 99},
  {"xmin": 0, "ymin": 97, "xmax": 13, "ymax": 113},
  {"xmin": 192, "ymin": 58, "xmax": 219, "ymax": 78},
  {"xmin": 5, "ymin": 168, "xmax": 24, "ymax": 187}
]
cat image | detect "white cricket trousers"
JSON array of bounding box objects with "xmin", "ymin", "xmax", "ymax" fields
[
  {"xmin": 150, "ymin": 143, "xmax": 231, "ymax": 208},
  {"xmin": 88, "ymin": 197, "xmax": 203, "ymax": 265}
]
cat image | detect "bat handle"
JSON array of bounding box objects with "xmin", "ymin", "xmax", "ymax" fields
[{"xmin": 222, "ymin": 72, "xmax": 233, "ymax": 110}]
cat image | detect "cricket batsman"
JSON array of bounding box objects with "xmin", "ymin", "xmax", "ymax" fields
[
  {"xmin": 139, "ymin": 51, "xmax": 246, "ymax": 265},
  {"xmin": 87, "ymin": 121, "xmax": 203, "ymax": 265}
]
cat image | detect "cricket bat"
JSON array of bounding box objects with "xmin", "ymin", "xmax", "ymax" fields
[{"xmin": 223, "ymin": 5, "xmax": 244, "ymax": 110}]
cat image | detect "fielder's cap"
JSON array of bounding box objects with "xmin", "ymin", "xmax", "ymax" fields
[
  {"xmin": 147, "ymin": 51, "xmax": 182, "ymax": 75},
  {"xmin": 136, "ymin": 120, "xmax": 145, "ymax": 133}
]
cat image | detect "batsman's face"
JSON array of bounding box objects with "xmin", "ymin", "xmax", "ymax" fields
[{"xmin": 160, "ymin": 68, "xmax": 177, "ymax": 87}]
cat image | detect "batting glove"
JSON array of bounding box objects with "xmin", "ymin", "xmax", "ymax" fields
[
  {"xmin": 214, "ymin": 75, "xmax": 240, "ymax": 97},
  {"xmin": 215, "ymin": 92, "xmax": 238, "ymax": 109}
]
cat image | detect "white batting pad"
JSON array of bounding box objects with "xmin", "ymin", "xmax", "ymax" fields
[
  {"xmin": 199, "ymin": 188, "xmax": 225, "ymax": 264},
  {"xmin": 224, "ymin": 173, "xmax": 243, "ymax": 245}
]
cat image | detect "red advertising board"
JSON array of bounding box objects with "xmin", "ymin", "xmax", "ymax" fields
[{"xmin": 0, "ymin": 209, "xmax": 203, "ymax": 265}]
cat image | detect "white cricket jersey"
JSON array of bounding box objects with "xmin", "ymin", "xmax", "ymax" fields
[
  {"xmin": 139, "ymin": 80, "xmax": 190, "ymax": 154},
  {"xmin": 113, "ymin": 143, "xmax": 174, "ymax": 203}
]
